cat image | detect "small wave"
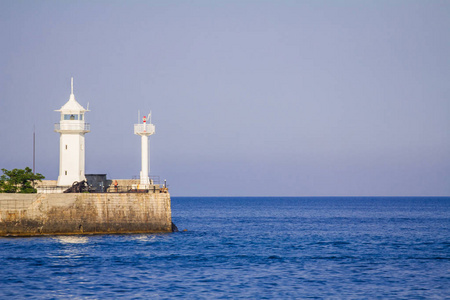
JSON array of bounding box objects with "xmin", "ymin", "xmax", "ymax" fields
[
  {"xmin": 267, "ymin": 255, "xmax": 282, "ymax": 260},
  {"xmin": 308, "ymin": 255, "xmax": 356, "ymax": 260}
]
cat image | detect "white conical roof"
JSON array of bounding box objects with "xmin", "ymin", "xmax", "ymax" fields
[{"xmin": 55, "ymin": 78, "xmax": 88, "ymax": 113}]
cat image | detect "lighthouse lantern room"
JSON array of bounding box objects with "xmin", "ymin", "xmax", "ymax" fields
[{"xmin": 55, "ymin": 78, "xmax": 90, "ymax": 186}]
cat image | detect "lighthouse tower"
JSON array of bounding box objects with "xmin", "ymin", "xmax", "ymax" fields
[
  {"xmin": 55, "ymin": 78, "xmax": 90, "ymax": 186},
  {"xmin": 134, "ymin": 114, "xmax": 155, "ymax": 188}
]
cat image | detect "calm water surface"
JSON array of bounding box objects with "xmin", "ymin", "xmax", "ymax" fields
[{"xmin": 1, "ymin": 197, "xmax": 449, "ymax": 298}]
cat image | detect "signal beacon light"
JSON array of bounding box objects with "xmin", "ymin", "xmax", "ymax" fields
[{"xmin": 134, "ymin": 110, "xmax": 155, "ymax": 188}]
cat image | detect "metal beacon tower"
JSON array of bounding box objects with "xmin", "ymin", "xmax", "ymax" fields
[{"xmin": 134, "ymin": 113, "xmax": 155, "ymax": 189}]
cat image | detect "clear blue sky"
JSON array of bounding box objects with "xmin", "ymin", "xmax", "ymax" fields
[{"xmin": 1, "ymin": 1, "xmax": 449, "ymax": 196}]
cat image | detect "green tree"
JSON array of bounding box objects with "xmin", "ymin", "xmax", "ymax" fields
[{"xmin": 0, "ymin": 167, "xmax": 45, "ymax": 193}]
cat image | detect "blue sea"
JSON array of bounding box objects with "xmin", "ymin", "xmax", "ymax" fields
[{"xmin": 1, "ymin": 197, "xmax": 449, "ymax": 299}]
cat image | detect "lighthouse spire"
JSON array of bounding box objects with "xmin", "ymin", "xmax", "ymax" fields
[{"xmin": 71, "ymin": 77, "xmax": 74, "ymax": 95}]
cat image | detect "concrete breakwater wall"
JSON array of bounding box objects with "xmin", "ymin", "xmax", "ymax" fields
[{"xmin": 0, "ymin": 193, "xmax": 172, "ymax": 236}]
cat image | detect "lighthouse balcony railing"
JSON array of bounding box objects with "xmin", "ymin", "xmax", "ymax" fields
[
  {"xmin": 55, "ymin": 123, "xmax": 90, "ymax": 132},
  {"xmin": 134, "ymin": 124, "xmax": 155, "ymax": 135}
]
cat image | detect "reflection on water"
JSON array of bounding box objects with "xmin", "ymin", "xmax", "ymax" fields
[
  {"xmin": 132, "ymin": 235, "xmax": 156, "ymax": 242},
  {"xmin": 55, "ymin": 236, "xmax": 89, "ymax": 244}
]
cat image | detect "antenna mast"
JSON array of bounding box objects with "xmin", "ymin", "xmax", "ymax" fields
[{"xmin": 33, "ymin": 126, "xmax": 35, "ymax": 174}]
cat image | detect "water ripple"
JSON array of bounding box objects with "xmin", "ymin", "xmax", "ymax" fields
[{"xmin": 0, "ymin": 197, "xmax": 449, "ymax": 299}]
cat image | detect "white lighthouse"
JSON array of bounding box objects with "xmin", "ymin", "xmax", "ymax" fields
[
  {"xmin": 134, "ymin": 113, "xmax": 155, "ymax": 188},
  {"xmin": 55, "ymin": 78, "xmax": 90, "ymax": 186}
]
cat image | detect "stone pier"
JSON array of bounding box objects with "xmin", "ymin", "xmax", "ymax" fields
[{"xmin": 0, "ymin": 192, "xmax": 172, "ymax": 236}]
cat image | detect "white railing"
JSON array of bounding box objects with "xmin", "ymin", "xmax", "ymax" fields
[
  {"xmin": 37, "ymin": 186, "xmax": 66, "ymax": 194},
  {"xmin": 134, "ymin": 124, "xmax": 155, "ymax": 135},
  {"xmin": 55, "ymin": 123, "xmax": 90, "ymax": 132}
]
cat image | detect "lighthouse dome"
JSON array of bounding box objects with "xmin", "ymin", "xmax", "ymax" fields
[
  {"xmin": 57, "ymin": 94, "xmax": 87, "ymax": 113},
  {"xmin": 55, "ymin": 78, "xmax": 88, "ymax": 114}
]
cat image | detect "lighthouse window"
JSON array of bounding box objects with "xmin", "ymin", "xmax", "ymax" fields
[
  {"xmin": 80, "ymin": 114, "xmax": 83, "ymax": 120},
  {"xmin": 64, "ymin": 114, "xmax": 79, "ymax": 120},
  {"xmin": 65, "ymin": 171, "xmax": 67, "ymax": 175}
]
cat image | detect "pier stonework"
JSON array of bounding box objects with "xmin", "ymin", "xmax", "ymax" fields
[{"xmin": 0, "ymin": 193, "xmax": 171, "ymax": 236}]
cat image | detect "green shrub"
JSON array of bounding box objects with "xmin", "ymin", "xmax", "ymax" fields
[{"xmin": 0, "ymin": 167, "xmax": 45, "ymax": 193}]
